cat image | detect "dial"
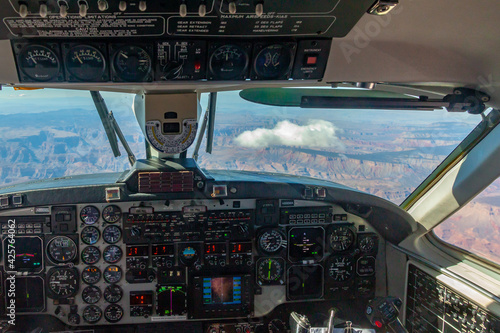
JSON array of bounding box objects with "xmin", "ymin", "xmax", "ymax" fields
[
  {"xmin": 257, "ymin": 258, "xmax": 285, "ymax": 285},
  {"xmin": 47, "ymin": 268, "xmax": 79, "ymax": 298},
  {"xmin": 103, "ymin": 245, "xmax": 122, "ymax": 263},
  {"xmin": 104, "ymin": 304, "xmax": 124, "ymax": 323},
  {"xmin": 82, "ymin": 285, "xmax": 102, "ymax": 304},
  {"xmin": 359, "ymin": 235, "xmax": 377, "ymax": 253},
  {"xmin": 103, "ymin": 265, "xmax": 122, "ymax": 283},
  {"xmin": 208, "ymin": 44, "xmax": 249, "ymax": 80},
  {"xmin": 258, "ymin": 229, "xmax": 285, "ymax": 254},
  {"xmin": 81, "ymin": 246, "xmax": 101, "ymax": 265},
  {"xmin": 47, "ymin": 236, "xmax": 77, "ymax": 263},
  {"xmin": 18, "ymin": 44, "xmax": 61, "ymax": 82},
  {"xmin": 65, "ymin": 45, "xmax": 106, "ymax": 81},
  {"xmin": 81, "ymin": 226, "xmax": 100, "ymax": 245},
  {"xmin": 103, "ymin": 225, "xmax": 122, "ymax": 244},
  {"xmin": 112, "ymin": 45, "xmax": 151, "ymax": 82},
  {"xmin": 102, "ymin": 205, "xmax": 122, "ymax": 223},
  {"xmin": 329, "ymin": 226, "xmax": 355, "ymax": 252},
  {"xmin": 83, "ymin": 305, "xmax": 102, "ymax": 323},
  {"xmin": 80, "ymin": 206, "xmax": 100, "ymax": 224},
  {"xmin": 253, "ymin": 44, "xmax": 293, "ymax": 79},
  {"xmin": 82, "ymin": 266, "xmax": 101, "ymax": 284},
  {"xmin": 179, "ymin": 245, "xmax": 198, "ymax": 265},
  {"xmin": 104, "ymin": 284, "xmax": 123, "ymax": 303},
  {"xmin": 327, "ymin": 255, "xmax": 354, "ymax": 282}
]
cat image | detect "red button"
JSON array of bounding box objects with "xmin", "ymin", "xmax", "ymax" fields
[
  {"xmin": 194, "ymin": 61, "xmax": 201, "ymax": 71},
  {"xmin": 374, "ymin": 320, "xmax": 383, "ymax": 328},
  {"xmin": 306, "ymin": 56, "xmax": 318, "ymax": 65}
]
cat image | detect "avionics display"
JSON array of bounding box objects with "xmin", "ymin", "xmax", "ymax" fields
[
  {"xmin": 6, "ymin": 276, "xmax": 45, "ymax": 312},
  {"xmin": 156, "ymin": 285, "xmax": 187, "ymax": 316},
  {"xmin": 152, "ymin": 244, "xmax": 175, "ymax": 256},
  {"xmin": 205, "ymin": 243, "xmax": 226, "ymax": 254},
  {"xmin": 288, "ymin": 227, "xmax": 324, "ymax": 262},
  {"xmin": 230, "ymin": 242, "xmax": 252, "ymax": 253},
  {"xmin": 127, "ymin": 245, "xmax": 148, "ymax": 257},
  {"xmin": 3, "ymin": 236, "xmax": 43, "ymax": 273},
  {"xmin": 203, "ymin": 277, "xmax": 242, "ymax": 305},
  {"xmin": 287, "ymin": 265, "xmax": 324, "ymax": 300}
]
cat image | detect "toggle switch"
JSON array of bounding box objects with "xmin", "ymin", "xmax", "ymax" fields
[
  {"xmin": 97, "ymin": 0, "xmax": 108, "ymax": 11},
  {"xmin": 19, "ymin": 3, "xmax": 28, "ymax": 18},
  {"xmin": 79, "ymin": 1, "xmax": 88, "ymax": 17},
  {"xmin": 198, "ymin": 2, "xmax": 206, "ymax": 17},
  {"xmin": 139, "ymin": 1, "xmax": 147, "ymax": 11},
  {"xmin": 255, "ymin": 2, "xmax": 263, "ymax": 17},
  {"xmin": 179, "ymin": 1, "xmax": 187, "ymax": 17},
  {"xmin": 59, "ymin": 3, "xmax": 68, "ymax": 17},
  {"xmin": 39, "ymin": 3, "xmax": 48, "ymax": 18},
  {"xmin": 119, "ymin": 0, "xmax": 127, "ymax": 11},
  {"xmin": 228, "ymin": 1, "xmax": 236, "ymax": 14}
]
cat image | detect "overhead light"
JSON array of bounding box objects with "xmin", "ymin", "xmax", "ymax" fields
[{"xmin": 368, "ymin": 0, "xmax": 399, "ymax": 16}]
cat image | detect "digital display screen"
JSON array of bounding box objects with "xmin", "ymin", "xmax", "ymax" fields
[
  {"xmin": 3, "ymin": 236, "xmax": 43, "ymax": 272},
  {"xmin": 289, "ymin": 227, "xmax": 324, "ymax": 262},
  {"xmin": 203, "ymin": 277, "xmax": 242, "ymax": 305},
  {"xmin": 127, "ymin": 245, "xmax": 149, "ymax": 257},
  {"xmin": 6, "ymin": 276, "xmax": 45, "ymax": 312},
  {"xmin": 287, "ymin": 265, "xmax": 323, "ymax": 300},
  {"xmin": 230, "ymin": 242, "xmax": 252, "ymax": 253},
  {"xmin": 152, "ymin": 244, "xmax": 175, "ymax": 256},
  {"xmin": 130, "ymin": 291, "xmax": 153, "ymax": 305},
  {"xmin": 157, "ymin": 285, "xmax": 187, "ymax": 316},
  {"xmin": 205, "ymin": 243, "xmax": 226, "ymax": 254}
]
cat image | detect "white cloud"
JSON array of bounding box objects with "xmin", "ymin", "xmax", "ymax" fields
[{"xmin": 234, "ymin": 119, "xmax": 344, "ymax": 149}]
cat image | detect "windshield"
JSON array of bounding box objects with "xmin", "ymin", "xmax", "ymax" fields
[{"xmin": 0, "ymin": 88, "xmax": 482, "ymax": 205}]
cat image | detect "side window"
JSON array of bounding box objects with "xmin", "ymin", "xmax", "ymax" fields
[{"xmin": 433, "ymin": 178, "xmax": 500, "ymax": 265}]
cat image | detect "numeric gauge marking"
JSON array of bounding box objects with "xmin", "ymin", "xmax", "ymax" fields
[
  {"xmin": 81, "ymin": 246, "xmax": 101, "ymax": 265},
  {"xmin": 65, "ymin": 45, "xmax": 106, "ymax": 81},
  {"xmin": 82, "ymin": 266, "xmax": 101, "ymax": 284},
  {"xmin": 257, "ymin": 258, "xmax": 285, "ymax": 285},
  {"xmin": 359, "ymin": 235, "xmax": 377, "ymax": 253},
  {"xmin": 145, "ymin": 119, "xmax": 198, "ymax": 154},
  {"xmin": 104, "ymin": 304, "xmax": 124, "ymax": 323},
  {"xmin": 253, "ymin": 44, "xmax": 294, "ymax": 79},
  {"xmin": 47, "ymin": 236, "xmax": 77, "ymax": 263},
  {"xmin": 329, "ymin": 226, "xmax": 355, "ymax": 252},
  {"xmin": 103, "ymin": 245, "xmax": 122, "ymax": 263},
  {"xmin": 18, "ymin": 44, "xmax": 61, "ymax": 82},
  {"xmin": 47, "ymin": 267, "xmax": 79, "ymax": 298},
  {"xmin": 103, "ymin": 225, "xmax": 122, "ymax": 244},
  {"xmin": 82, "ymin": 285, "xmax": 102, "ymax": 304},
  {"xmin": 208, "ymin": 44, "xmax": 249, "ymax": 80},
  {"xmin": 327, "ymin": 255, "xmax": 354, "ymax": 282},
  {"xmin": 81, "ymin": 226, "xmax": 100, "ymax": 245},
  {"xmin": 83, "ymin": 305, "xmax": 102, "ymax": 323},
  {"xmin": 102, "ymin": 205, "xmax": 122, "ymax": 223},
  {"xmin": 258, "ymin": 229, "xmax": 285, "ymax": 254},
  {"xmin": 104, "ymin": 265, "xmax": 122, "ymax": 283},
  {"xmin": 112, "ymin": 45, "xmax": 151, "ymax": 82},
  {"xmin": 80, "ymin": 206, "xmax": 100, "ymax": 224},
  {"xmin": 104, "ymin": 284, "xmax": 123, "ymax": 303}
]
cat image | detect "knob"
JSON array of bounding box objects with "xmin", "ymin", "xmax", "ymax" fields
[
  {"xmin": 139, "ymin": 1, "xmax": 147, "ymax": 11},
  {"xmin": 119, "ymin": 0, "xmax": 127, "ymax": 11},
  {"xmin": 255, "ymin": 2, "xmax": 263, "ymax": 17},
  {"xmin": 198, "ymin": 3, "xmax": 206, "ymax": 17},
  {"xmin": 39, "ymin": 3, "xmax": 48, "ymax": 18},
  {"xmin": 130, "ymin": 227, "xmax": 141, "ymax": 237},
  {"xmin": 79, "ymin": 2, "xmax": 88, "ymax": 17},
  {"xmin": 59, "ymin": 3, "xmax": 68, "ymax": 17},
  {"xmin": 179, "ymin": 2, "xmax": 187, "ymax": 17},
  {"xmin": 19, "ymin": 3, "xmax": 28, "ymax": 18},
  {"xmin": 228, "ymin": 1, "xmax": 236, "ymax": 14},
  {"xmin": 97, "ymin": 0, "xmax": 108, "ymax": 11}
]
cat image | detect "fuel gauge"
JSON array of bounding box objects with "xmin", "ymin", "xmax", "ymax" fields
[
  {"xmin": 65, "ymin": 44, "xmax": 107, "ymax": 82},
  {"xmin": 17, "ymin": 44, "xmax": 62, "ymax": 82}
]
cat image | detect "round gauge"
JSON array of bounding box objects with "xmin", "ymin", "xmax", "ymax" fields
[
  {"xmin": 82, "ymin": 285, "xmax": 102, "ymax": 304},
  {"xmin": 81, "ymin": 226, "xmax": 100, "ymax": 245},
  {"xmin": 80, "ymin": 206, "xmax": 100, "ymax": 224},
  {"xmin": 104, "ymin": 284, "xmax": 123, "ymax": 303},
  {"xmin": 104, "ymin": 304, "xmax": 124, "ymax": 323},
  {"xmin": 253, "ymin": 44, "xmax": 293, "ymax": 79},
  {"xmin": 47, "ymin": 236, "xmax": 77, "ymax": 263},
  {"xmin": 327, "ymin": 255, "xmax": 354, "ymax": 282},
  {"xmin": 47, "ymin": 268, "xmax": 79, "ymax": 298},
  {"xmin": 329, "ymin": 226, "xmax": 355, "ymax": 252},
  {"xmin": 112, "ymin": 45, "xmax": 151, "ymax": 82},
  {"xmin": 81, "ymin": 246, "xmax": 101, "ymax": 265},
  {"xmin": 103, "ymin": 245, "xmax": 122, "ymax": 263},
  {"xmin": 103, "ymin": 225, "xmax": 122, "ymax": 244},
  {"xmin": 18, "ymin": 44, "xmax": 61, "ymax": 82},
  {"xmin": 179, "ymin": 246, "xmax": 198, "ymax": 265},
  {"xmin": 257, "ymin": 258, "xmax": 284, "ymax": 284},
  {"xmin": 82, "ymin": 305, "xmax": 102, "ymax": 324},
  {"xmin": 258, "ymin": 229, "xmax": 285, "ymax": 254},
  {"xmin": 208, "ymin": 44, "xmax": 249, "ymax": 80},
  {"xmin": 65, "ymin": 45, "xmax": 106, "ymax": 81},
  {"xmin": 82, "ymin": 266, "xmax": 101, "ymax": 284},
  {"xmin": 102, "ymin": 205, "xmax": 122, "ymax": 223},
  {"xmin": 359, "ymin": 236, "xmax": 376, "ymax": 253},
  {"xmin": 103, "ymin": 265, "xmax": 122, "ymax": 283},
  {"xmin": 268, "ymin": 319, "xmax": 287, "ymax": 333}
]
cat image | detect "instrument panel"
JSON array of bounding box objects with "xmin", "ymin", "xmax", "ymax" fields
[
  {"xmin": 11, "ymin": 39, "xmax": 330, "ymax": 83},
  {"xmin": 0, "ymin": 198, "xmax": 382, "ymax": 327}
]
